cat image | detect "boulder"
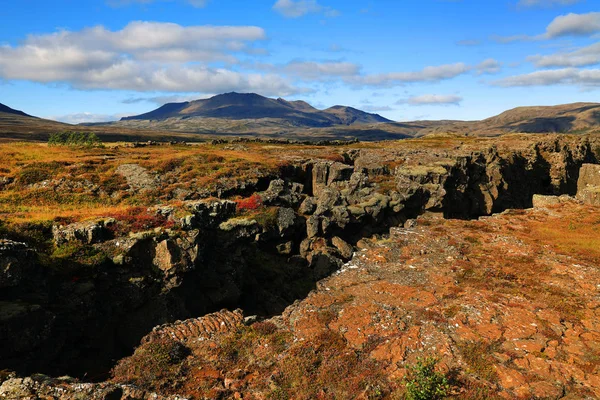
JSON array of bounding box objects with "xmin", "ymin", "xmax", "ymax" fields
[
  {"xmin": 332, "ymin": 237, "xmax": 354, "ymax": 260},
  {"xmin": 577, "ymin": 164, "xmax": 600, "ymax": 206},
  {"xmin": 260, "ymin": 179, "xmax": 304, "ymax": 207},
  {"xmin": 298, "ymin": 197, "xmax": 316, "ymax": 215}
]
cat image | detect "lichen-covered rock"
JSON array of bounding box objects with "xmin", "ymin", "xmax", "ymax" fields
[
  {"xmin": 332, "ymin": 236, "xmax": 353, "ymax": 260},
  {"xmin": 115, "ymin": 163, "xmax": 159, "ymax": 192},
  {"xmin": 184, "ymin": 199, "xmax": 237, "ymax": 228},
  {"xmin": 260, "ymin": 179, "xmax": 304, "ymax": 207},
  {"xmin": 141, "ymin": 309, "xmax": 244, "ymax": 344},
  {"xmin": 577, "ymin": 163, "xmax": 600, "ymax": 205},
  {"xmin": 52, "ymin": 219, "xmax": 114, "ymax": 246},
  {"xmin": 219, "ymin": 218, "xmax": 260, "ymax": 238},
  {"xmin": 532, "ymin": 194, "xmax": 575, "ymax": 208}
]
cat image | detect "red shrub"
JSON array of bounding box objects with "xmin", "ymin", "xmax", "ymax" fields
[{"xmin": 236, "ymin": 194, "xmax": 262, "ymax": 211}]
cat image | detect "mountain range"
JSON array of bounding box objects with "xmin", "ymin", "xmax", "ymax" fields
[
  {"xmin": 121, "ymin": 92, "xmax": 392, "ymax": 127},
  {"xmin": 1, "ymin": 94, "xmax": 600, "ymax": 142}
]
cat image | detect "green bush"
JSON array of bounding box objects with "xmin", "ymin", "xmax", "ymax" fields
[
  {"xmin": 48, "ymin": 131, "xmax": 103, "ymax": 147},
  {"xmin": 404, "ymin": 357, "xmax": 449, "ymax": 400}
]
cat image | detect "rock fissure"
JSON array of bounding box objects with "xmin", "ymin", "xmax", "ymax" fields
[{"xmin": 0, "ymin": 136, "xmax": 598, "ymax": 383}]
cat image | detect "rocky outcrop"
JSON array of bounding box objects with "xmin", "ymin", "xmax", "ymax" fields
[
  {"xmin": 0, "ymin": 135, "xmax": 597, "ymax": 382},
  {"xmin": 141, "ymin": 309, "xmax": 244, "ymax": 344},
  {"xmin": 531, "ymin": 194, "xmax": 575, "ymax": 208},
  {"xmin": 52, "ymin": 218, "xmax": 115, "ymax": 245},
  {"xmin": 577, "ymin": 163, "xmax": 600, "ymax": 205},
  {"xmin": 0, "ymin": 375, "xmax": 186, "ymax": 400}
]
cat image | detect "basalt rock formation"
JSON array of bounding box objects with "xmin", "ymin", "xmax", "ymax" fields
[{"xmin": 0, "ymin": 135, "xmax": 599, "ymax": 398}]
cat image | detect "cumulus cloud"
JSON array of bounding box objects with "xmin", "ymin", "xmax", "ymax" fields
[
  {"xmin": 545, "ymin": 12, "xmax": 600, "ymax": 38},
  {"xmin": 397, "ymin": 94, "xmax": 463, "ymax": 106},
  {"xmin": 528, "ymin": 42, "xmax": 600, "ymax": 67},
  {"xmin": 493, "ymin": 12, "xmax": 600, "ymax": 43},
  {"xmin": 493, "ymin": 68, "xmax": 600, "ymax": 87},
  {"xmin": 517, "ymin": 0, "xmax": 581, "ymax": 8},
  {"xmin": 272, "ymin": 0, "xmax": 340, "ymax": 18},
  {"xmin": 0, "ymin": 22, "xmax": 306, "ymax": 96}
]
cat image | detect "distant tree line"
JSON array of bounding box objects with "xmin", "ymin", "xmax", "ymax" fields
[{"xmin": 48, "ymin": 131, "xmax": 103, "ymax": 147}]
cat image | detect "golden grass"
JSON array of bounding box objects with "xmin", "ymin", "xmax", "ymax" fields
[{"xmin": 525, "ymin": 206, "xmax": 600, "ymax": 263}]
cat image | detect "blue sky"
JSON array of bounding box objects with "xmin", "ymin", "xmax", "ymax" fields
[{"xmin": 1, "ymin": 0, "xmax": 599, "ymax": 123}]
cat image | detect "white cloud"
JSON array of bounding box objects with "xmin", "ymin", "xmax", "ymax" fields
[
  {"xmin": 272, "ymin": 0, "xmax": 339, "ymax": 18},
  {"xmin": 493, "ymin": 12, "xmax": 600, "ymax": 43},
  {"xmin": 517, "ymin": 0, "xmax": 581, "ymax": 8},
  {"xmin": 528, "ymin": 42, "xmax": 600, "ymax": 67},
  {"xmin": 398, "ymin": 94, "xmax": 463, "ymax": 106},
  {"xmin": 46, "ymin": 112, "xmax": 131, "ymax": 124},
  {"xmin": 475, "ymin": 58, "xmax": 502, "ymax": 74},
  {"xmin": 349, "ymin": 63, "xmax": 470, "ymax": 86},
  {"xmin": 546, "ymin": 12, "xmax": 600, "ymax": 38},
  {"xmin": 493, "ymin": 67, "xmax": 600, "ymax": 87},
  {"xmin": 0, "ymin": 22, "xmax": 306, "ymax": 96}
]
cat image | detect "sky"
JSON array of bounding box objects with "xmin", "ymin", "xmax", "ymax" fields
[{"xmin": 0, "ymin": 0, "xmax": 599, "ymax": 123}]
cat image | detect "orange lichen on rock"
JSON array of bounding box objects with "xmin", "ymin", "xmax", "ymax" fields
[{"xmin": 109, "ymin": 201, "xmax": 600, "ymax": 399}]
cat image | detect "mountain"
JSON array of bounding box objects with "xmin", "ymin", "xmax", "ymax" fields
[
  {"xmin": 480, "ymin": 102, "xmax": 600, "ymax": 134},
  {"xmin": 0, "ymin": 103, "xmax": 34, "ymax": 118},
  {"xmin": 121, "ymin": 92, "xmax": 392, "ymax": 127},
  {"xmin": 413, "ymin": 102, "xmax": 600, "ymax": 137}
]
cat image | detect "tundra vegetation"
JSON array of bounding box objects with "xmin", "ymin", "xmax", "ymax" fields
[{"xmin": 1, "ymin": 133, "xmax": 600, "ymax": 399}]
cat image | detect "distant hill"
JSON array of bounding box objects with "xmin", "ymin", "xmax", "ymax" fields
[
  {"xmin": 121, "ymin": 92, "xmax": 392, "ymax": 127},
  {"xmin": 415, "ymin": 102, "xmax": 600, "ymax": 137},
  {"xmin": 479, "ymin": 102, "xmax": 600, "ymax": 134},
  {"xmin": 0, "ymin": 103, "xmax": 33, "ymax": 118},
  {"xmin": 1, "ymin": 99, "xmax": 599, "ymax": 143}
]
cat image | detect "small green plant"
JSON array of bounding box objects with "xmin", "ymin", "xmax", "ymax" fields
[
  {"xmin": 48, "ymin": 131, "xmax": 103, "ymax": 147},
  {"xmin": 404, "ymin": 357, "xmax": 449, "ymax": 400}
]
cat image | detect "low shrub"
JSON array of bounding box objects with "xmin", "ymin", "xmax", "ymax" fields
[
  {"xmin": 112, "ymin": 339, "xmax": 189, "ymax": 389},
  {"xmin": 403, "ymin": 357, "xmax": 449, "ymax": 400},
  {"xmin": 48, "ymin": 131, "xmax": 103, "ymax": 148},
  {"xmin": 235, "ymin": 193, "xmax": 262, "ymax": 211}
]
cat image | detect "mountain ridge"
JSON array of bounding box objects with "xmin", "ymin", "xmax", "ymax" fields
[
  {"xmin": 121, "ymin": 92, "xmax": 392, "ymax": 127},
  {"xmin": 0, "ymin": 103, "xmax": 34, "ymax": 118}
]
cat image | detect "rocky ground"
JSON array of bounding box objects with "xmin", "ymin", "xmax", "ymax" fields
[{"xmin": 1, "ymin": 134, "xmax": 600, "ymax": 399}]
